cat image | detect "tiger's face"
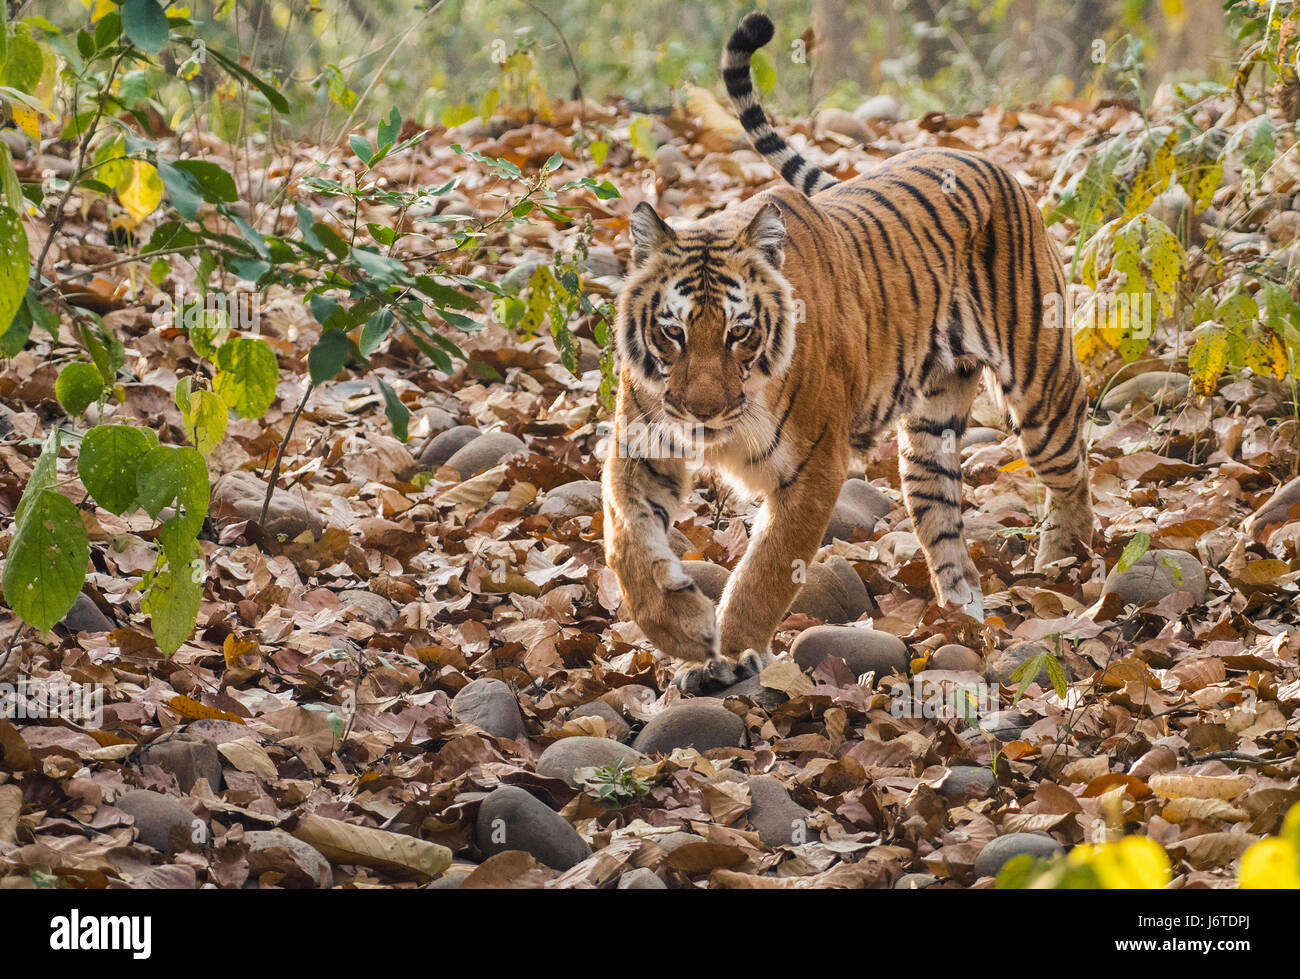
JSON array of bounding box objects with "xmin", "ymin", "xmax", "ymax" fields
[{"xmin": 618, "ymin": 201, "xmax": 795, "ymax": 439}]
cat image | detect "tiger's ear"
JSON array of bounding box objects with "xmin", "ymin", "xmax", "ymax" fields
[
  {"xmin": 741, "ymin": 202, "xmax": 786, "ymax": 268},
  {"xmin": 630, "ymin": 202, "xmax": 675, "ymax": 267}
]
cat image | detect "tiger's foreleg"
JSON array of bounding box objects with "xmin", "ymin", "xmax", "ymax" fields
[
  {"xmin": 602, "ymin": 400, "xmax": 719, "ymax": 663},
  {"xmin": 713, "ymin": 433, "xmax": 848, "ymax": 661}
]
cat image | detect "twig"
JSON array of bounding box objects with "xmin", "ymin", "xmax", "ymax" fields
[
  {"xmin": 518, "ymin": 0, "xmax": 586, "ymax": 132},
  {"xmin": 0, "ymin": 623, "xmax": 26, "ymax": 677},
  {"xmin": 34, "ymin": 49, "xmax": 129, "ymax": 281},
  {"xmin": 1189, "ymin": 750, "xmax": 1296, "ymax": 767},
  {"xmin": 260, "ymin": 382, "xmax": 313, "ymax": 525}
]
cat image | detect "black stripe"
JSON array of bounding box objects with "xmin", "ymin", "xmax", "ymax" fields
[{"xmin": 779, "ymin": 422, "xmax": 830, "ymax": 490}]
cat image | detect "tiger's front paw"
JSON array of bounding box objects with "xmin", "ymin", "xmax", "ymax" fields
[
  {"xmin": 639, "ymin": 567, "xmax": 719, "ymax": 663},
  {"xmin": 670, "ymin": 647, "xmax": 770, "ymax": 696}
]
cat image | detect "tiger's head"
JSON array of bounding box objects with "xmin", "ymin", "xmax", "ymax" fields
[{"xmin": 617, "ymin": 200, "xmax": 795, "ymax": 438}]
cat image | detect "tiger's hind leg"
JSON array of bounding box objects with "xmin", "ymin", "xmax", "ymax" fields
[
  {"xmin": 898, "ymin": 365, "xmax": 984, "ymax": 619},
  {"xmin": 1004, "ymin": 357, "xmax": 1094, "ymax": 570}
]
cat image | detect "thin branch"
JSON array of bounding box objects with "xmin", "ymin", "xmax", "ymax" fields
[
  {"xmin": 260, "ymin": 382, "xmax": 314, "ymax": 525},
  {"xmin": 518, "ymin": 0, "xmax": 586, "ymax": 131},
  {"xmin": 34, "ymin": 48, "xmax": 129, "ymax": 281}
]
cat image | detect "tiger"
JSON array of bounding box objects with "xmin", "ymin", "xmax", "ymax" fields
[{"xmin": 601, "ymin": 11, "xmax": 1094, "ymax": 692}]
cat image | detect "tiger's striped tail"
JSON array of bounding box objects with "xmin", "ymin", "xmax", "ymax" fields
[{"xmin": 722, "ymin": 11, "xmax": 840, "ymax": 196}]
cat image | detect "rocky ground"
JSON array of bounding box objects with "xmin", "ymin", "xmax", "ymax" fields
[{"xmin": 2, "ymin": 87, "xmax": 1300, "ymax": 889}]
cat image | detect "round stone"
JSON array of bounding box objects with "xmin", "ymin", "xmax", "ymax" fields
[
  {"xmin": 426, "ymin": 872, "xmax": 469, "ymax": 890},
  {"xmin": 895, "ymin": 872, "xmax": 939, "ymax": 889},
  {"xmin": 1102, "ymin": 548, "xmax": 1208, "ymax": 606},
  {"xmin": 420, "ymin": 425, "xmax": 480, "ymax": 468},
  {"xmin": 631, "ymin": 701, "xmax": 747, "ymax": 755},
  {"xmin": 452, "ymin": 678, "xmax": 526, "ymax": 740},
  {"xmin": 61, "ymin": 593, "xmax": 113, "ymax": 633},
  {"xmin": 929, "ymin": 644, "xmax": 981, "ymax": 672},
  {"xmin": 139, "ymin": 735, "xmax": 223, "ymax": 793},
  {"xmin": 213, "ymin": 470, "xmax": 324, "ymax": 538},
  {"xmin": 854, "ymin": 94, "xmax": 904, "ymax": 121},
  {"xmin": 338, "ymin": 589, "xmax": 399, "ymax": 628},
  {"xmin": 538, "ymin": 480, "xmax": 603, "ymax": 517},
  {"xmin": 569, "ymin": 701, "xmax": 631, "ymax": 742},
  {"xmin": 973, "ymin": 833, "xmax": 1064, "ymax": 879},
  {"xmin": 475, "ymin": 785, "xmax": 591, "ymax": 871},
  {"xmin": 823, "ymin": 479, "xmax": 893, "ymax": 543},
  {"xmin": 962, "ymin": 427, "xmax": 1003, "ymax": 448},
  {"xmin": 790, "ymin": 625, "xmax": 908, "ymax": 678},
  {"xmin": 445, "ymin": 431, "xmax": 526, "ymax": 479},
  {"xmin": 682, "ymin": 561, "xmax": 731, "ymax": 603},
  {"xmin": 1246, "ymin": 475, "xmax": 1300, "ymax": 541},
  {"xmin": 788, "ymin": 555, "xmax": 872, "ymax": 624},
  {"xmin": 938, "ymin": 766, "xmax": 997, "ymax": 800},
  {"xmin": 618, "ymin": 867, "xmax": 667, "ymax": 889},
  {"xmin": 536, "ymin": 737, "xmax": 645, "ymax": 788},
  {"xmin": 979, "ymin": 711, "xmax": 1033, "ymax": 742},
  {"xmin": 116, "ymin": 790, "xmax": 204, "ymax": 855},
  {"xmin": 746, "ymin": 776, "xmax": 818, "ymax": 847},
  {"xmin": 244, "ymin": 829, "xmax": 333, "ymax": 888},
  {"xmin": 985, "ymin": 641, "xmax": 1058, "ymax": 687}
]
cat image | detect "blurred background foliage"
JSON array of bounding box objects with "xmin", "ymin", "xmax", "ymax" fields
[{"xmin": 29, "ymin": 0, "xmax": 1241, "ymax": 134}]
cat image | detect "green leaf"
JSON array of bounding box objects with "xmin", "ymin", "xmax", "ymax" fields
[
  {"xmin": 2, "ymin": 489, "xmax": 89, "ymax": 634},
  {"xmin": 0, "ymin": 144, "xmax": 22, "ymax": 214},
  {"xmin": 1044, "ymin": 653, "xmax": 1069, "ymax": 699},
  {"xmin": 204, "ymin": 47, "xmax": 291, "ymax": 113},
  {"xmin": 79, "ymin": 319, "xmax": 125, "ymax": 387},
  {"xmin": 349, "ymin": 134, "xmax": 373, "ymax": 165},
  {"xmin": 377, "ymin": 106, "xmax": 401, "ymax": 147},
  {"xmin": 213, "ymin": 336, "xmax": 278, "ymax": 419},
  {"xmin": 142, "ymin": 556, "xmax": 203, "ymax": 656},
  {"xmin": 55, "ymin": 362, "xmax": 104, "ymax": 417},
  {"xmin": 0, "ymin": 205, "xmax": 28, "ymax": 339},
  {"xmin": 360, "ymin": 309, "xmax": 394, "ymax": 357},
  {"xmin": 751, "ymin": 49, "xmax": 777, "ymax": 94},
  {"xmin": 1117, "ymin": 532, "xmax": 1150, "ymax": 572},
  {"xmin": 135, "ymin": 444, "xmax": 210, "ymax": 543},
  {"xmin": 78, "ymin": 424, "xmax": 154, "ymax": 515},
  {"xmin": 15, "ymin": 427, "xmax": 58, "ymax": 516},
  {"xmin": 176, "ymin": 382, "xmax": 228, "ymax": 456},
  {"xmin": 158, "ymin": 159, "xmax": 238, "ymax": 220},
  {"xmin": 121, "ymin": 0, "xmax": 171, "ymax": 55},
  {"xmin": 0, "ymin": 298, "xmax": 31, "ymax": 355},
  {"xmin": 377, "ymin": 378, "xmax": 409, "ymax": 441},
  {"xmin": 308, "ymin": 329, "xmax": 355, "ymax": 384},
  {"xmin": 1009, "ymin": 652, "xmax": 1049, "ymax": 705}
]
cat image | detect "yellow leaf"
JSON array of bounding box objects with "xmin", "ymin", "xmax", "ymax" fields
[
  {"xmin": 223, "ymin": 634, "xmax": 261, "ymax": 669},
  {"xmin": 164, "ymin": 695, "xmax": 246, "ymax": 724},
  {"xmin": 116, "ymin": 160, "xmax": 163, "ymax": 226},
  {"xmin": 11, "ymin": 107, "xmax": 40, "ymax": 141},
  {"xmin": 84, "ymin": 0, "xmax": 116, "ymax": 21},
  {"xmin": 1239, "ymin": 838, "xmax": 1300, "ymax": 888},
  {"xmin": 1188, "ymin": 331, "xmax": 1228, "ymax": 396},
  {"xmin": 1071, "ymin": 836, "xmax": 1172, "ymax": 888},
  {"xmin": 999, "ymin": 458, "xmax": 1028, "ymax": 473},
  {"xmin": 1243, "ymin": 328, "xmax": 1287, "ymax": 380}
]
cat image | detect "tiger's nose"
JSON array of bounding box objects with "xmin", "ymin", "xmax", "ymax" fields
[{"xmin": 670, "ymin": 391, "xmax": 741, "ymax": 424}]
